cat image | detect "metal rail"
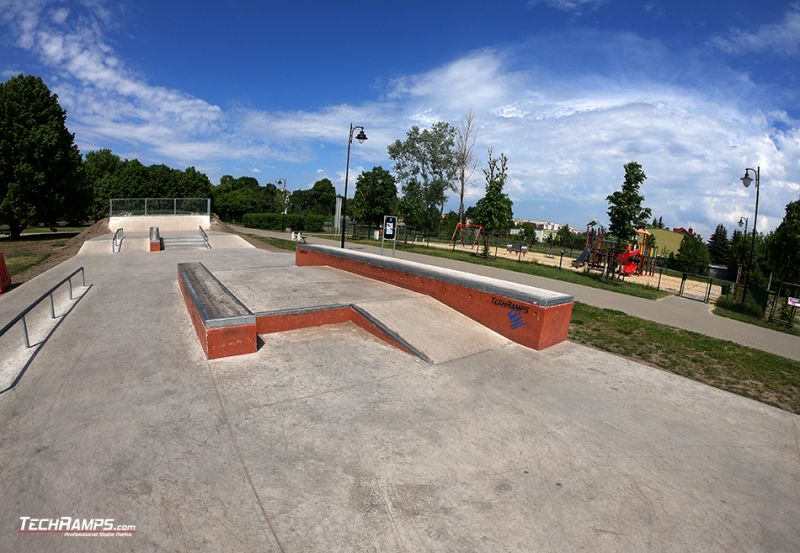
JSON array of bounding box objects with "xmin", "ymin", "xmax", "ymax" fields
[
  {"xmin": 112, "ymin": 227, "xmax": 124, "ymax": 253},
  {"xmin": 0, "ymin": 267, "xmax": 87, "ymax": 348},
  {"xmin": 0, "ymin": 267, "xmax": 90, "ymax": 394},
  {"xmin": 199, "ymin": 226, "xmax": 211, "ymax": 249}
]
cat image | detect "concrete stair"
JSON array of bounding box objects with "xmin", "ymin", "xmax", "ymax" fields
[{"xmin": 162, "ymin": 236, "xmax": 208, "ymax": 249}]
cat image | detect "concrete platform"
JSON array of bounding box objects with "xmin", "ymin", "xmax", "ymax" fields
[{"xmin": 0, "ymin": 235, "xmax": 798, "ymax": 552}]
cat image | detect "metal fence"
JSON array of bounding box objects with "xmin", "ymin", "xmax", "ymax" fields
[{"xmin": 109, "ymin": 198, "xmax": 210, "ymax": 217}]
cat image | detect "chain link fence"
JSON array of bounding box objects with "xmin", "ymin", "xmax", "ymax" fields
[{"xmin": 109, "ymin": 198, "xmax": 210, "ymax": 217}]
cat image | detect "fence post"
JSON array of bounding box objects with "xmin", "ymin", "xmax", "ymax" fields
[
  {"xmin": 144, "ymin": 198, "xmax": 148, "ymax": 216},
  {"xmin": 174, "ymin": 198, "xmax": 177, "ymax": 215},
  {"xmin": 109, "ymin": 199, "xmax": 112, "ymax": 218},
  {"xmin": 657, "ymin": 267, "xmax": 663, "ymax": 290},
  {"xmin": 705, "ymin": 278, "xmax": 712, "ymax": 303},
  {"xmin": 679, "ymin": 273, "xmax": 686, "ymax": 298}
]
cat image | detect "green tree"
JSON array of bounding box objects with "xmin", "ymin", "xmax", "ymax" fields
[
  {"xmin": 85, "ymin": 149, "xmax": 123, "ymax": 219},
  {"xmin": 556, "ymin": 224, "xmax": 573, "ymax": 248},
  {"xmin": 518, "ymin": 222, "xmax": 538, "ymax": 246},
  {"xmin": 350, "ymin": 166, "xmax": 398, "ymax": 225},
  {"xmin": 388, "ymin": 122, "xmax": 457, "ymax": 232},
  {"xmin": 707, "ymin": 224, "xmax": 731, "ymax": 265},
  {"xmin": 289, "ymin": 178, "xmax": 336, "ymax": 215},
  {"xmin": 440, "ymin": 210, "xmax": 460, "ymax": 239},
  {"xmin": 474, "ymin": 149, "xmax": 513, "ymax": 234},
  {"xmin": 606, "ymin": 161, "xmax": 651, "ymax": 243},
  {"xmin": 766, "ymin": 199, "xmax": 800, "ymax": 283},
  {"xmin": 676, "ymin": 233, "xmax": 710, "ymax": 274},
  {"xmin": 0, "ymin": 74, "xmax": 84, "ymax": 236},
  {"xmin": 398, "ymin": 179, "xmax": 426, "ymax": 230}
]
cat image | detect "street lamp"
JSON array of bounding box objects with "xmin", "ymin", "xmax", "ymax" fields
[
  {"xmin": 276, "ymin": 178, "xmax": 288, "ymax": 214},
  {"xmin": 738, "ymin": 216, "xmax": 748, "ymax": 236},
  {"xmin": 740, "ymin": 166, "xmax": 760, "ymax": 303},
  {"xmin": 341, "ymin": 124, "xmax": 368, "ymax": 248}
]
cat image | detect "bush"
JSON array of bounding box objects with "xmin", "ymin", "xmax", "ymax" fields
[
  {"xmin": 242, "ymin": 212, "xmax": 326, "ymax": 232},
  {"xmin": 716, "ymin": 295, "xmax": 765, "ymax": 318}
]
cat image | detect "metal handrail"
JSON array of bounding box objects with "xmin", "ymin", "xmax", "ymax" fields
[
  {"xmin": 0, "ymin": 267, "xmax": 88, "ymax": 347},
  {"xmin": 0, "ymin": 267, "xmax": 90, "ymax": 394},
  {"xmin": 199, "ymin": 226, "xmax": 211, "ymax": 249},
  {"xmin": 112, "ymin": 228, "xmax": 124, "ymax": 253}
]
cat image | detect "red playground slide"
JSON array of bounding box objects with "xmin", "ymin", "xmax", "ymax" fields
[{"xmin": 617, "ymin": 249, "xmax": 640, "ymax": 276}]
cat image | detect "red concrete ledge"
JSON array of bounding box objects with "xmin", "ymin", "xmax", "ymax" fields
[
  {"xmin": 296, "ymin": 244, "xmax": 574, "ymax": 350},
  {"xmin": 178, "ymin": 263, "xmax": 256, "ymax": 359}
]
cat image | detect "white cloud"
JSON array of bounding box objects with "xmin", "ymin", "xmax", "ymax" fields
[{"xmin": 710, "ymin": 5, "xmax": 800, "ymax": 56}]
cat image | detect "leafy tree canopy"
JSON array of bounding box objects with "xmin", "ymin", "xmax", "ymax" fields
[
  {"xmin": 388, "ymin": 122, "xmax": 457, "ymax": 232},
  {"xmin": 606, "ymin": 161, "xmax": 651, "ymax": 243},
  {"xmin": 350, "ymin": 166, "xmax": 398, "ymax": 225},
  {"xmin": 0, "ymin": 74, "xmax": 85, "ymax": 236},
  {"xmin": 289, "ymin": 178, "xmax": 336, "ymax": 216},
  {"xmin": 474, "ymin": 149, "xmax": 513, "ymax": 234},
  {"xmin": 676, "ymin": 232, "xmax": 711, "ymax": 275},
  {"xmin": 766, "ymin": 198, "xmax": 800, "ymax": 283}
]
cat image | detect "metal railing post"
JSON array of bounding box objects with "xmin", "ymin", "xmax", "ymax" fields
[
  {"xmin": 49, "ymin": 294, "xmax": 56, "ymax": 319},
  {"xmin": 81, "ymin": 267, "xmax": 85, "ymax": 286},
  {"xmin": 68, "ymin": 278, "xmax": 73, "ymax": 300}
]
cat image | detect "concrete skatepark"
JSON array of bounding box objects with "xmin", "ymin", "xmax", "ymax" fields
[{"xmin": 0, "ymin": 222, "xmax": 798, "ymax": 552}]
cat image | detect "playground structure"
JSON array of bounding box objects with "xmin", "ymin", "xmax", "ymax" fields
[
  {"xmin": 449, "ymin": 222, "xmax": 483, "ymax": 249},
  {"xmin": 572, "ymin": 221, "xmax": 657, "ymax": 279}
]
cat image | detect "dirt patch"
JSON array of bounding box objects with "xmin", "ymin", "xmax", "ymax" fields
[
  {"xmin": 211, "ymin": 219, "xmax": 286, "ymax": 253},
  {"xmin": 2, "ymin": 219, "xmax": 110, "ymax": 285}
]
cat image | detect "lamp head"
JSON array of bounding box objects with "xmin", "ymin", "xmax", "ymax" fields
[
  {"xmin": 738, "ymin": 216, "xmax": 745, "ymax": 227},
  {"xmin": 740, "ymin": 172, "xmax": 752, "ymax": 188},
  {"xmin": 355, "ymin": 129, "xmax": 368, "ymax": 144}
]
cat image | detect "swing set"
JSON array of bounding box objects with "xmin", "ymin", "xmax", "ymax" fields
[{"xmin": 449, "ymin": 223, "xmax": 484, "ymax": 249}]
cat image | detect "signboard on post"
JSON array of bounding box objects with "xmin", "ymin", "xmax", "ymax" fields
[
  {"xmin": 381, "ymin": 215, "xmax": 397, "ymax": 257},
  {"xmin": 789, "ymin": 297, "xmax": 800, "ymax": 307}
]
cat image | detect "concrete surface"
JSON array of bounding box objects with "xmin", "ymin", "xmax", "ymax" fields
[
  {"xmin": 108, "ymin": 215, "xmax": 211, "ymax": 233},
  {"xmin": 0, "ymin": 230, "xmax": 797, "ymax": 552},
  {"xmin": 232, "ymin": 226, "xmax": 800, "ymax": 362}
]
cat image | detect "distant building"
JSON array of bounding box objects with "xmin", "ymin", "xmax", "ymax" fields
[{"xmin": 671, "ymin": 227, "xmax": 694, "ymax": 235}]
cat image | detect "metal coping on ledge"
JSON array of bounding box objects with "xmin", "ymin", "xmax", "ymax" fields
[
  {"xmin": 297, "ymin": 244, "xmax": 574, "ymax": 308},
  {"xmin": 178, "ymin": 263, "xmax": 255, "ymax": 328}
]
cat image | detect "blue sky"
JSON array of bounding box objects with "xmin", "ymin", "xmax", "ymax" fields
[{"xmin": 1, "ymin": 0, "xmax": 799, "ymax": 237}]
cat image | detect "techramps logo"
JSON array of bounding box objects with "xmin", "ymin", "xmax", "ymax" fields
[{"xmin": 18, "ymin": 516, "xmax": 136, "ymax": 537}]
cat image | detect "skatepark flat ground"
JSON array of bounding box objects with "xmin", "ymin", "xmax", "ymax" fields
[{"xmin": 0, "ymin": 231, "xmax": 798, "ymax": 552}]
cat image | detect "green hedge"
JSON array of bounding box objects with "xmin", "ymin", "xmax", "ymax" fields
[
  {"xmin": 716, "ymin": 294, "xmax": 765, "ymax": 318},
  {"xmin": 242, "ymin": 212, "xmax": 326, "ymax": 232}
]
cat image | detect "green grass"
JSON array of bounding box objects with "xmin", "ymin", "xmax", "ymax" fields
[
  {"xmin": 249, "ymin": 235, "xmax": 297, "ymax": 251},
  {"xmin": 569, "ymin": 302, "xmax": 800, "ymax": 413},
  {"xmin": 396, "ymin": 244, "xmax": 668, "ymax": 300},
  {"xmin": 5, "ymin": 253, "xmax": 51, "ymax": 276},
  {"xmin": 713, "ymin": 305, "xmax": 800, "ymax": 337}
]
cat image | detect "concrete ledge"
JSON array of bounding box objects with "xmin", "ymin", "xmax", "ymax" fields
[
  {"xmin": 178, "ymin": 263, "xmax": 256, "ymax": 359},
  {"xmin": 296, "ymin": 244, "xmax": 574, "ymax": 350}
]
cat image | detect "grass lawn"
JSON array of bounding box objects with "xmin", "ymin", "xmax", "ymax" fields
[
  {"xmin": 713, "ymin": 305, "xmax": 800, "ymax": 337},
  {"xmin": 1, "ymin": 237, "xmax": 69, "ymax": 276},
  {"xmin": 569, "ymin": 302, "xmax": 800, "ymax": 414},
  {"xmin": 248, "ymin": 235, "xmax": 298, "ymax": 251},
  {"xmin": 399, "ymin": 244, "xmax": 668, "ymax": 300}
]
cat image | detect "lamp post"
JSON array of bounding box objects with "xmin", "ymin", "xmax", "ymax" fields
[
  {"xmin": 737, "ymin": 216, "xmax": 748, "ymax": 236},
  {"xmin": 740, "ymin": 166, "xmax": 760, "ymax": 303},
  {"xmin": 276, "ymin": 178, "xmax": 288, "ymax": 214},
  {"xmin": 341, "ymin": 123, "xmax": 368, "ymax": 248}
]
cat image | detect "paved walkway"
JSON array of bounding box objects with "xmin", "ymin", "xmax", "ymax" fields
[{"xmin": 231, "ymin": 226, "xmax": 800, "ymax": 362}]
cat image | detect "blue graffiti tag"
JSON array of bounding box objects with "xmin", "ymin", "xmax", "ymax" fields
[{"xmin": 508, "ymin": 308, "xmax": 528, "ymax": 330}]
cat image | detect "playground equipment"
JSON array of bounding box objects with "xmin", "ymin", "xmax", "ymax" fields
[
  {"xmin": 572, "ymin": 221, "xmax": 658, "ymax": 279},
  {"xmin": 449, "ymin": 223, "xmax": 483, "ymax": 249}
]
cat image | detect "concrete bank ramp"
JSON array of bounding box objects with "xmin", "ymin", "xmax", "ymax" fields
[
  {"xmin": 357, "ymin": 295, "xmax": 511, "ymax": 364},
  {"xmin": 78, "ymin": 231, "xmax": 254, "ymax": 254}
]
